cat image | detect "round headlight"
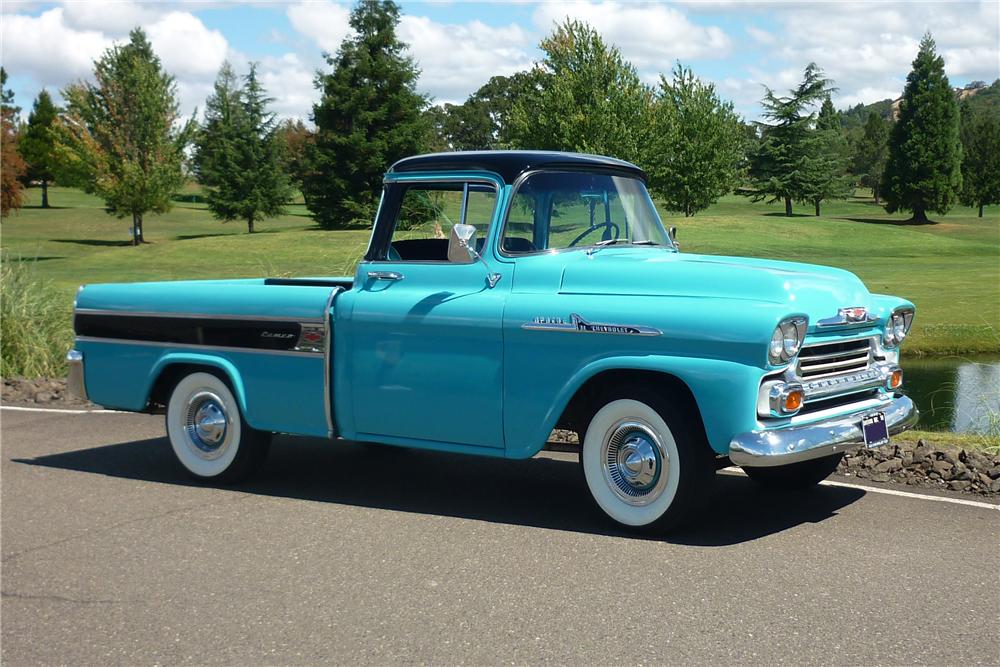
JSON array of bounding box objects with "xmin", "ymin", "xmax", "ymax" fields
[
  {"xmin": 769, "ymin": 328, "xmax": 785, "ymax": 362},
  {"xmin": 781, "ymin": 321, "xmax": 800, "ymax": 357},
  {"xmin": 893, "ymin": 313, "xmax": 906, "ymax": 341}
]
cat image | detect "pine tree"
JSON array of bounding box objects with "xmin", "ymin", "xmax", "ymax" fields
[
  {"xmin": 853, "ymin": 111, "xmax": 889, "ymax": 203},
  {"xmin": 748, "ymin": 63, "xmax": 834, "ymax": 216},
  {"xmin": 56, "ymin": 29, "xmax": 191, "ymax": 244},
  {"xmin": 799, "ymin": 97, "xmax": 853, "ymax": 216},
  {"xmin": 1, "ymin": 67, "xmax": 27, "ymax": 218},
  {"xmin": 506, "ymin": 20, "xmax": 653, "ymax": 164},
  {"xmin": 646, "ymin": 63, "xmax": 745, "ymax": 216},
  {"xmin": 195, "ymin": 63, "xmax": 292, "ymax": 233},
  {"xmin": 958, "ymin": 102, "xmax": 1000, "ymax": 218},
  {"xmin": 882, "ymin": 33, "xmax": 963, "ymax": 223},
  {"xmin": 303, "ymin": 0, "xmax": 428, "ymax": 229},
  {"xmin": 19, "ymin": 90, "xmax": 60, "ymax": 208}
]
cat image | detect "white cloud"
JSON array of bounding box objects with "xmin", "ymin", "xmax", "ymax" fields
[
  {"xmin": 398, "ymin": 16, "xmax": 534, "ymax": 103},
  {"xmin": 532, "ymin": 1, "xmax": 732, "ymax": 68},
  {"xmin": 745, "ymin": 25, "xmax": 775, "ymax": 46},
  {"xmin": 60, "ymin": 0, "xmax": 164, "ymax": 35},
  {"xmin": 0, "ymin": 8, "xmax": 112, "ymax": 87},
  {"xmin": 256, "ymin": 53, "xmax": 317, "ymax": 120},
  {"xmin": 286, "ymin": 0, "xmax": 352, "ymax": 53},
  {"xmin": 146, "ymin": 11, "xmax": 229, "ymax": 80}
]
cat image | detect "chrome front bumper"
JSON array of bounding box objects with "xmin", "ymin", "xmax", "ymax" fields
[
  {"xmin": 66, "ymin": 349, "xmax": 88, "ymax": 401},
  {"xmin": 729, "ymin": 395, "xmax": 918, "ymax": 467}
]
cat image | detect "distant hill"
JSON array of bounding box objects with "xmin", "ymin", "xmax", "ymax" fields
[{"xmin": 838, "ymin": 79, "xmax": 999, "ymax": 128}]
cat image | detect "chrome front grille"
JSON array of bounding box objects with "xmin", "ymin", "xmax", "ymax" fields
[{"xmin": 797, "ymin": 337, "xmax": 873, "ymax": 380}]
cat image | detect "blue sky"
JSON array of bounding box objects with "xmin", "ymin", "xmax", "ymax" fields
[{"xmin": 3, "ymin": 1, "xmax": 998, "ymax": 123}]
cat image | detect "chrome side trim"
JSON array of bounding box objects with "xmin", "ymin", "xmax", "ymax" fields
[
  {"xmin": 322, "ymin": 287, "xmax": 343, "ymax": 439},
  {"xmin": 75, "ymin": 336, "xmax": 325, "ymax": 358},
  {"xmin": 730, "ymin": 395, "xmax": 918, "ymax": 467},
  {"xmin": 74, "ymin": 308, "xmax": 326, "ymax": 324},
  {"xmin": 522, "ymin": 313, "xmax": 661, "ymax": 336},
  {"xmin": 66, "ymin": 349, "xmax": 88, "ymax": 401}
]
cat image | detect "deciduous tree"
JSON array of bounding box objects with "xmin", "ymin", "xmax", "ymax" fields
[
  {"xmin": 506, "ymin": 20, "xmax": 653, "ymax": 164},
  {"xmin": 882, "ymin": 33, "xmax": 963, "ymax": 223},
  {"xmin": 55, "ymin": 29, "xmax": 191, "ymax": 244},
  {"xmin": 646, "ymin": 63, "xmax": 745, "ymax": 216},
  {"xmin": 1, "ymin": 67, "xmax": 27, "ymax": 218},
  {"xmin": 303, "ymin": 0, "xmax": 428, "ymax": 228},
  {"xmin": 19, "ymin": 89, "xmax": 60, "ymax": 208},
  {"xmin": 194, "ymin": 63, "xmax": 293, "ymax": 233}
]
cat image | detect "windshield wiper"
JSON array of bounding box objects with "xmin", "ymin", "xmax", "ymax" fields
[{"xmin": 629, "ymin": 240, "xmax": 660, "ymax": 246}]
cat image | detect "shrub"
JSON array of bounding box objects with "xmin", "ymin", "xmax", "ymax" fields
[{"xmin": 1, "ymin": 257, "xmax": 73, "ymax": 378}]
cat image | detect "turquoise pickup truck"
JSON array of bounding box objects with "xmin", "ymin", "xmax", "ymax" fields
[{"xmin": 68, "ymin": 151, "xmax": 918, "ymax": 532}]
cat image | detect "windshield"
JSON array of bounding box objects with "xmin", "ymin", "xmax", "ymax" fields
[{"xmin": 500, "ymin": 171, "xmax": 672, "ymax": 254}]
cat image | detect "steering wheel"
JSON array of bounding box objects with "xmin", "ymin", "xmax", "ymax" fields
[{"xmin": 568, "ymin": 221, "xmax": 620, "ymax": 248}]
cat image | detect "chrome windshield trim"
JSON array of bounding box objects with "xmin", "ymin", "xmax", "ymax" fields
[
  {"xmin": 75, "ymin": 336, "xmax": 325, "ymax": 358},
  {"xmin": 73, "ymin": 308, "xmax": 326, "ymax": 324}
]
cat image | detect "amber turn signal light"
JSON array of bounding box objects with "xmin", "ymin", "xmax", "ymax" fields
[
  {"xmin": 889, "ymin": 369, "xmax": 903, "ymax": 390},
  {"xmin": 784, "ymin": 389, "xmax": 804, "ymax": 412}
]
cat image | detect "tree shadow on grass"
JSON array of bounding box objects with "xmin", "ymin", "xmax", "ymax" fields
[
  {"xmin": 20, "ymin": 205, "xmax": 71, "ymax": 210},
  {"xmin": 762, "ymin": 212, "xmax": 816, "ymax": 218},
  {"xmin": 843, "ymin": 217, "xmax": 938, "ymax": 226},
  {"xmin": 52, "ymin": 238, "xmax": 133, "ymax": 247},
  {"xmin": 14, "ymin": 433, "xmax": 865, "ymax": 547},
  {"xmin": 4, "ymin": 255, "xmax": 65, "ymax": 262}
]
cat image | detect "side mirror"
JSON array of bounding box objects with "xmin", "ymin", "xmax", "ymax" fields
[
  {"xmin": 668, "ymin": 226, "xmax": 679, "ymax": 248},
  {"xmin": 448, "ymin": 223, "xmax": 478, "ymax": 264}
]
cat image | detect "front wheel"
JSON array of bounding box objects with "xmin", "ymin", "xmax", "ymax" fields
[
  {"xmin": 742, "ymin": 453, "xmax": 843, "ymax": 490},
  {"xmin": 165, "ymin": 371, "xmax": 270, "ymax": 483},
  {"xmin": 580, "ymin": 389, "xmax": 714, "ymax": 533}
]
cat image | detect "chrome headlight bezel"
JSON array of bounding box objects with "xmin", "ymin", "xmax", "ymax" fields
[
  {"xmin": 883, "ymin": 307, "xmax": 914, "ymax": 348},
  {"xmin": 768, "ymin": 316, "xmax": 808, "ymax": 366}
]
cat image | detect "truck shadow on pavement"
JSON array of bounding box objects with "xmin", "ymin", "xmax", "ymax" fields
[{"xmin": 15, "ymin": 434, "xmax": 866, "ymax": 546}]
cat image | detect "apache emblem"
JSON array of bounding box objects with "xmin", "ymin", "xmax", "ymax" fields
[{"xmin": 522, "ymin": 313, "xmax": 661, "ymax": 336}]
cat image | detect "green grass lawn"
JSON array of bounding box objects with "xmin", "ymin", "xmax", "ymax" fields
[{"xmin": 2, "ymin": 185, "xmax": 998, "ymax": 356}]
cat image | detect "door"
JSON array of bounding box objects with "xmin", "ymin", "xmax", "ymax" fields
[{"xmin": 346, "ymin": 179, "xmax": 509, "ymax": 449}]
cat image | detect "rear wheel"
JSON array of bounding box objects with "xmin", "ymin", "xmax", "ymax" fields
[
  {"xmin": 580, "ymin": 388, "xmax": 714, "ymax": 533},
  {"xmin": 165, "ymin": 371, "xmax": 270, "ymax": 483},
  {"xmin": 742, "ymin": 453, "xmax": 843, "ymax": 490}
]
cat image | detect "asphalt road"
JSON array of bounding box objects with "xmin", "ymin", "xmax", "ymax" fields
[{"xmin": 2, "ymin": 408, "xmax": 998, "ymax": 666}]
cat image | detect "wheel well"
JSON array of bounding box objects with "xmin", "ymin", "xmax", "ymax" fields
[
  {"xmin": 556, "ymin": 369, "xmax": 710, "ymax": 448},
  {"xmin": 147, "ymin": 363, "xmax": 233, "ymax": 413}
]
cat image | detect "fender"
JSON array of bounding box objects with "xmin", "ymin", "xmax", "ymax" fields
[
  {"xmin": 149, "ymin": 352, "xmax": 250, "ymax": 421},
  {"xmin": 508, "ymin": 354, "xmax": 764, "ymax": 459}
]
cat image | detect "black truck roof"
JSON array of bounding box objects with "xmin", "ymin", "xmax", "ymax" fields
[{"xmin": 387, "ymin": 150, "xmax": 647, "ymax": 184}]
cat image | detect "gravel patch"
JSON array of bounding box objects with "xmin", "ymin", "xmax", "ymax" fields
[{"xmin": 3, "ymin": 377, "xmax": 95, "ymax": 408}]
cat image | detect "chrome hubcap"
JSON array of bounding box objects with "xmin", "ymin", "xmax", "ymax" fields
[
  {"xmin": 602, "ymin": 420, "xmax": 669, "ymax": 506},
  {"xmin": 184, "ymin": 391, "xmax": 230, "ymax": 459}
]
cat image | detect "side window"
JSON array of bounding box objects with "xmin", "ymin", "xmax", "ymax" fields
[
  {"xmin": 387, "ymin": 183, "xmax": 496, "ymax": 262},
  {"xmin": 501, "ymin": 192, "xmax": 537, "ymax": 254}
]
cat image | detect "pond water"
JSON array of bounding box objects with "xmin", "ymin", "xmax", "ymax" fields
[{"xmin": 902, "ymin": 355, "xmax": 1000, "ymax": 434}]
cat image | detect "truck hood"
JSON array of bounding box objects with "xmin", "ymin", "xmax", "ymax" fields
[{"xmin": 557, "ymin": 250, "xmax": 874, "ymax": 322}]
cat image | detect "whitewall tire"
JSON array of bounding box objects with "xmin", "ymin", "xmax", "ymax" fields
[
  {"xmin": 581, "ymin": 389, "xmax": 713, "ymax": 533},
  {"xmin": 166, "ymin": 371, "xmax": 270, "ymax": 482}
]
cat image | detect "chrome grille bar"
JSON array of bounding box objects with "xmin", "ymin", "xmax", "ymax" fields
[{"xmin": 797, "ymin": 338, "xmax": 873, "ymax": 380}]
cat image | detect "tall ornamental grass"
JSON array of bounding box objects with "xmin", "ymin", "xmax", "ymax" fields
[{"xmin": 1, "ymin": 257, "xmax": 73, "ymax": 378}]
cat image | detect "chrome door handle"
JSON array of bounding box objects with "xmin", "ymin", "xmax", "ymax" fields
[{"xmin": 366, "ymin": 271, "xmax": 404, "ymax": 281}]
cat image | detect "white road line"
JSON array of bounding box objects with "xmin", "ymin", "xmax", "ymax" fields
[
  {"xmin": 1, "ymin": 405, "xmax": 127, "ymax": 415},
  {"xmin": 721, "ymin": 467, "xmax": 1000, "ymax": 511}
]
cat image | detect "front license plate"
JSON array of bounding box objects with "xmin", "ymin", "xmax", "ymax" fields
[{"xmin": 862, "ymin": 412, "xmax": 889, "ymax": 448}]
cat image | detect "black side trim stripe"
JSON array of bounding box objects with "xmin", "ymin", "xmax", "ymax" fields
[{"xmin": 74, "ymin": 313, "xmax": 306, "ymax": 352}]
